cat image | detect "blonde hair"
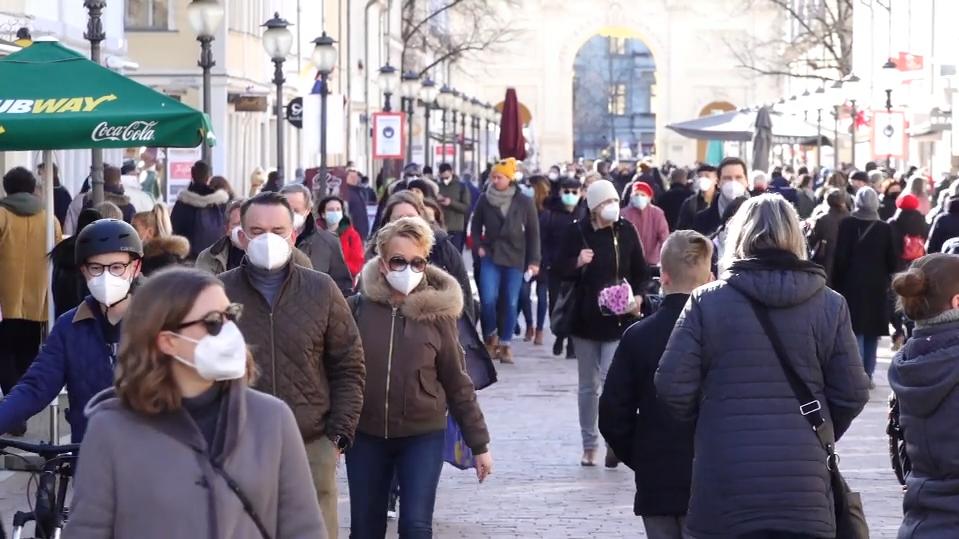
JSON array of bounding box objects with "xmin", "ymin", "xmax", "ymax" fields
[
  {"xmin": 375, "ymin": 216, "xmax": 435, "ymax": 257},
  {"xmin": 132, "ymin": 203, "xmax": 173, "ymax": 239},
  {"xmin": 722, "ymin": 193, "xmax": 806, "ymax": 269},
  {"xmin": 95, "ymin": 201, "xmax": 122, "ymax": 220},
  {"xmin": 660, "ymin": 230, "xmax": 713, "ymax": 291}
]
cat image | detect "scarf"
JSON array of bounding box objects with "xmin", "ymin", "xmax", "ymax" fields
[
  {"xmin": 916, "ymin": 309, "xmax": 959, "ymax": 329},
  {"xmin": 486, "ymin": 184, "xmax": 516, "ymax": 217}
]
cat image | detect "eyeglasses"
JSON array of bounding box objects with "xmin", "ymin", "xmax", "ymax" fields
[
  {"xmin": 174, "ymin": 303, "xmax": 243, "ymax": 336},
  {"xmin": 562, "ymin": 189, "xmax": 579, "ymax": 195},
  {"xmin": 388, "ymin": 256, "xmax": 428, "ymax": 273},
  {"xmin": 84, "ymin": 261, "xmax": 136, "ymax": 277}
]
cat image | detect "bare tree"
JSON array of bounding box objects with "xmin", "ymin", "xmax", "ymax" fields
[
  {"xmin": 400, "ymin": 0, "xmax": 521, "ymax": 76},
  {"xmin": 725, "ymin": 0, "xmax": 853, "ymax": 82}
]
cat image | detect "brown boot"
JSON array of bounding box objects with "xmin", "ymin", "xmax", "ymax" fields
[
  {"xmin": 484, "ymin": 335, "xmax": 500, "ymax": 359},
  {"xmin": 534, "ymin": 329, "xmax": 545, "ymax": 346},
  {"xmin": 498, "ymin": 344, "xmax": 514, "ymax": 364}
]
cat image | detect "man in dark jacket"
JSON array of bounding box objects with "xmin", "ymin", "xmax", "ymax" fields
[
  {"xmin": 693, "ymin": 158, "xmax": 748, "ymax": 236},
  {"xmin": 341, "ymin": 167, "xmax": 371, "ymax": 241},
  {"xmin": 600, "ymin": 230, "xmax": 712, "ymax": 538},
  {"xmin": 675, "ymin": 164, "xmax": 716, "ymax": 231},
  {"xmin": 37, "ymin": 162, "xmax": 72, "ymax": 228},
  {"xmin": 927, "ymin": 183, "xmax": 959, "ymax": 253},
  {"xmin": 219, "ymin": 192, "xmax": 365, "ymax": 539},
  {"xmin": 170, "ymin": 160, "xmax": 229, "ymax": 259},
  {"xmin": 807, "ymin": 188, "xmax": 848, "ymax": 286},
  {"xmin": 656, "ymin": 168, "xmax": 693, "ymax": 231},
  {"xmin": 279, "ymin": 184, "xmax": 355, "ymax": 297},
  {"xmin": 437, "ymin": 163, "xmax": 472, "ymax": 251}
]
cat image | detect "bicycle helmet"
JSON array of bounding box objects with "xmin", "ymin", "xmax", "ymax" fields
[{"xmin": 75, "ymin": 218, "xmax": 144, "ymax": 265}]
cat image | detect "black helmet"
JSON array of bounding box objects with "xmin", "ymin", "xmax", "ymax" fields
[{"xmin": 75, "ymin": 219, "xmax": 144, "ymax": 265}]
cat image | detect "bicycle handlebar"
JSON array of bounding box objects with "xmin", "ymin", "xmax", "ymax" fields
[{"xmin": 0, "ymin": 438, "xmax": 79, "ymax": 457}]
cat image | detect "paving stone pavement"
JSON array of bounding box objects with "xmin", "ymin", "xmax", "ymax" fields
[{"xmin": 0, "ymin": 334, "xmax": 905, "ymax": 538}]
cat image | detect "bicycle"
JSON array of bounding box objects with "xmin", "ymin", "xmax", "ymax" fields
[{"xmin": 0, "ymin": 438, "xmax": 80, "ymax": 539}]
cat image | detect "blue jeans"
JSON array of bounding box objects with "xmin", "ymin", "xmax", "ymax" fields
[
  {"xmin": 346, "ymin": 431, "xmax": 445, "ymax": 539},
  {"xmin": 856, "ymin": 334, "xmax": 879, "ymax": 379},
  {"xmin": 478, "ymin": 257, "xmax": 523, "ymax": 343},
  {"xmin": 517, "ymin": 272, "xmax": 549, "ymax": 330}
]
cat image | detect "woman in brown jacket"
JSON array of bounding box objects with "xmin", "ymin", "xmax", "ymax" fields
[
  {"xmin": 66, "ymin": 267, "xmax": 325, "ymax": 538},
  {"xmin": 347, "ymin": 217, "xmax": 492, "ymax": 539}
]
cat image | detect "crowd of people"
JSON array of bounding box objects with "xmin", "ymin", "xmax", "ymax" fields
[{"xmin": 0, "ymin": 150, "xmax": 957, "ymax": 538}]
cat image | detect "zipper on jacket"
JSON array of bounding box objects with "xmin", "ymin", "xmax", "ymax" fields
[
  {"xmin": 385, "ymin": 307, "xmax": 398, "ymax": 439},
  {"xmin": 270, "ymin": 311, "xmax": 277, "ymax": 395}
]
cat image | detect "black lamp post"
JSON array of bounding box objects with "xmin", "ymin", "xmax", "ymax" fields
[
  {"xmin": 880, "ymin": 59, "xmax": 899, "ymax": 169},
  {"xmin": 450, "ymin": 90, "xmax": 463, "ymax": 172},
  {"xmin": 458, "ymin": 94, "xmax": 467, "ymax": 175},
  {"xmin": 436, "ymin": 85, "xmax": 454, "ymax": 166},
  {"xmin": 188, "ymin": 0, "xmax": 224, "ymax": 166},
  {"xmin": 262, "ymin": 13, "xmax": 294, "ymax": 185},
  {"xmin": 843, "ymin": 74, "xmax": 861, "ymax": 168},
  {"xmin": 813, "ymin": 86, "xmax": 826, "ymax": 169},
  {"xmin": 400, "ymin": 71, "xmax": 420, "ymax": 162},
  {"xmin": 420, "ymin": 77, "xmax": 439, "ymax": 168},
  {"xmin": 311, "ymin": 32, "xmax": 337, "ymax": 183},
  {"xmin": 377, "ymin": 63, "xmax": 399, "ymax": 112},
  {"xmin": 84, "ymin": 0, "xmax": 106, "ymax": 205}
]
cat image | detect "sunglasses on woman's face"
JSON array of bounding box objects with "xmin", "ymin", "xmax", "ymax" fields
[
  {"xmin": 175, "ymin": 303, "xmax": 243, "ymax": 336},
  {"xmin": 388, "ymin": 256, "xmax": 428, "ymax": 273}
]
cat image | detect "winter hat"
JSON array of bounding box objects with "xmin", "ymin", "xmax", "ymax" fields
[
  {"xmin": 897, "ymin": 193, "xmax": 920, "ymax": 211},
  {"xmin": 559, "ymin": 176, "xmax": 581, "ymax": 190},
  {"xmin": 586, "ymin": 179, "xmax": 619, "ymax": 210},
  {"xmin": 852, "ymin": 186, "xmax": 880, "ymax": 221},
  {"xmin": 491, "ymin": 158, "xmax": 518, "ymax": 181},
  {"xmin": 632, "ymin": 181, "xmax": 654, "ymax": 198}
]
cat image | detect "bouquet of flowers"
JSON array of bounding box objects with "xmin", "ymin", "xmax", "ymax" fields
[{"xmin": 598, "ymin": 280, "xmax": 637, "ymax": 316}]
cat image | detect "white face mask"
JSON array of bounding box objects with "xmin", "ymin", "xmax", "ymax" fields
[
  {"xmin": 548, "ymin": 172, "xmax": 560, "ymax": 181},
  {"xmin": 87, "ymin": 272, "xmax": 133, "ymax": 307},
  {"xmin": 325, "ymin": 210, "xmax": 343, "ymax": 227},
  {"xmin": 172, "ymin": 321, "xmax": 247, "ymax": 381},
  {"xmin": 246, "ymin": 232, "xmax": 292, "ymax": 271},
  {"xmin": 514, "ymin": 172, "xmax": 525, "ymax": 182},
  {"xmin": 441, "ymin": 176, "xmax": 453, "ymax": 185},
  {"xmin": 229, "ymin": 226, "xmax": 243, "ymax": 249},
  {"xmin": 721, "ymin": 180, "xmax": 747, "ymax": 200},
  {"xmin": 292, "ymin": 212, "xmax": 307, "ymax": 232},
  {"xmin": 386, "ymin": 266, "xmax": 424, "ymax": 295},
  {"xmin": 599, "ymin": 203, "xmax": 620, "ymax": 222},
  {"xmin": 698, "ymin": 177, "xmax": 715, "ymax": 193}
]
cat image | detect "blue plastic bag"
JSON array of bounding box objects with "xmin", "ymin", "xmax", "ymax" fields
[{"xmin": 443, "ymin": 415, "xmax": 475, "ymax": 470}]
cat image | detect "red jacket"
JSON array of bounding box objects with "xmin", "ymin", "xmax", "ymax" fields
[{"xmin": 338, "ymin": 226, "xmax": 365, "ymax": 277}]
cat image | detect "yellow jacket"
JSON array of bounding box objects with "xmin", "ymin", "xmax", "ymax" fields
[{"xmin": 0, "ymin": 193, "xmax": 62, "ymax": 322}]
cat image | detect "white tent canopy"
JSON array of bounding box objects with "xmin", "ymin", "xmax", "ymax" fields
[{"xmin": 667, "ymin": 109, "xmax": 820, "ymax": 143}]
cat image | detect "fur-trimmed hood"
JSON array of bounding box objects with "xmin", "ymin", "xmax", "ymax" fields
[
  {"xmin": 359, "ymin": 256, "xmax": 463, "ymax": 321},
  {"xmin": 143, "ymin": 235, "xmax": 191, "ymax": 260},
  {"xmin": 176, "ymin": 188, "xmax": 230, "ymax": 208}
]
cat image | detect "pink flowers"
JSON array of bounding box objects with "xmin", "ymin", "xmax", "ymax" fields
[{"xmin": 598, "ymin": 281, "xmax": 636, "ymax": 316}]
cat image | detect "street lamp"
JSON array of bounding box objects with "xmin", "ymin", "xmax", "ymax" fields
[
  {"xmin": 377, "ymin": 63, "xmax": 400, "ymax": 112},
  {"xmin": 420, "ymin": 77, "xmax": 439, "ymax": 168},
  {"xmin": 843, "ymin": 73, "xmax": 862, "ymax": 167},
  {"xmin": 84, "ymin": 0, "xmax": 106, "ymax": 205},
  {"xmin": 829, "ymin": 79, "xmax": 843, "ymax": 169},
  {"xmin": 400, "ymin": 71, "xmax": 420, "ymax": 161},
  {"xmin": 436, "ymin": 85, "xmax": 455, "ymax": 166},
  {"xmin": 188, "ymin": 0, "xmax": 224, "ymax": 165},
  {"xmin": 879, "ymin": 59, "xmax": 900, "ymax": 168},
  {"xmin": 311, "ymin": 31, "xmax": 337, "ymax": 183},
  {"xmin": 451, "ymin": 91, "xmax": 465, "ymax": 173},
  {"xmin": 470, "ymin": 97, "xmax": 483, "ymax": 177},
  {"xmin": 262, "ymin": 12, "xmax": 293, "ymax": 185},
  {"xmin": 813, "ymin": 85, "xmax": 826, "ymax": 168}
]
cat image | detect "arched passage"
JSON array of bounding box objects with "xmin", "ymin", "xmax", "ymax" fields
[
  {"xmin": 572, "ymin": 27, "xmax": 656, "ymax": 161},
  {"xmin": 696, "ymin": 100, "xmax": 737, "ymax": 163}
]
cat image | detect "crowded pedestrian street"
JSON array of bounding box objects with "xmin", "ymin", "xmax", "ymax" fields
[{"xmin": 4, "ymin": 1, "xmax": 959, "ymax": 538}]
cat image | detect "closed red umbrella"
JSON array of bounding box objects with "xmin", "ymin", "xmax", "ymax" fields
[{"xmin": 498, "ymin": 88, "xmax": 527, "ymax": 161}]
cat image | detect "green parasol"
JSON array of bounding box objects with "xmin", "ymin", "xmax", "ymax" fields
[{"xmin": 0, "ymin": 41, "xmax": 214, "ymax": 151}]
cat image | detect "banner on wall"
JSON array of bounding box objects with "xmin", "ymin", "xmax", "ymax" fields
[
  {"xmin": 166, "ymin": 146, "xmax": 200, "ymax": 201},
  {"xmin": 372, "ymin": 112, "xmax": 405, "ymax": 159}
]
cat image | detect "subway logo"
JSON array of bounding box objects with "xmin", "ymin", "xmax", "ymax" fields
[{"xmin": 0, "ymin": 95, "xmax": 117, "ymax": 114}]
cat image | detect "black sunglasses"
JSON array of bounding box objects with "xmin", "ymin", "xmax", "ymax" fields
[
  {"xmin": 175, "ymin": 303, "xmax": 243, "ymax": 336},
  {"xmin": 562, "ymin": 189, "xmax": 580, "ymax": 195},
  {"xmin": 388, "ymin": 256, "xmax": 428, "ymax": 273}
]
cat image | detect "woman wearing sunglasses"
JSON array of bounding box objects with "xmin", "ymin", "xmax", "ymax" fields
[
  {"xmin": 67, "ymin": 267, "xmax": 325, "ymax": 538},
  {"xmin": 347, "ymin": 217, "xmax": 492, "ymax": 538}
]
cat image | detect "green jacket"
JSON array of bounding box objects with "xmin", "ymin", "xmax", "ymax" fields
[{"xmin": 437, "ymin": 178, "xmax": 472, "ymax": 232}]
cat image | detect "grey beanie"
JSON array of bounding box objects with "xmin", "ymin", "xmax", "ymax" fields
[{"xmin": 854, "ymin": 186, "xmax": 879, "ymax": 212}]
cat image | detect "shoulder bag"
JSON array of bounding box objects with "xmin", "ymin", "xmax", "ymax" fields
[
  {"xmin": 744, "ymin": 297, "xmax": 869, "ymax": 539},
  {"xmin": 549, "ymin": 225, "xmax": 588, "ymax": 337},
  {"xmin": 211, "ymin": 461, "xmax": 272, "ymax": 539}
]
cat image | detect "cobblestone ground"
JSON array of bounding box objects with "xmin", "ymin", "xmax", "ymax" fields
[{"xmin": 0, "ymin": 333, "xmax": 904, "ymax": 538}]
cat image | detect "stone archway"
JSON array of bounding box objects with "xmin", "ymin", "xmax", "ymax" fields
[{"xmin": 696, "ymin": 100, "xmax": 737, "ymax": 162}]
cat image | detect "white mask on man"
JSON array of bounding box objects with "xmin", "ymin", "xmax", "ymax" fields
[
  {"xmin": 721, "ymin": 180, "xmax": 747, "ymax": 200},
  {"xmin": 292, "ymin": 212, "xmax": 307, "ymax": 232},
  {"xmin": 245, "ymin": 232, "xmax": 292, "ymax": 271},
  {"xmin": 87, "ymin": 273, "xmax": 133, "ymax": 307}
]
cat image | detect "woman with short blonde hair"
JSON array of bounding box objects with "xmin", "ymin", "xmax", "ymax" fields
[
  {"xmin": 67, "ymin": 267, "xmax": 325, "ymax": 538},
  {"xmin": 721, "ymin": 193, "xmax": 806, "ymax": 271}
]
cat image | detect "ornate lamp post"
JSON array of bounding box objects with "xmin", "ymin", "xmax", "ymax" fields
[
  {"xmin": 377, "ymin": 63, "xmax": 400, "ymax": 112},
  {"xmin": 813, "ymin": 85, "xmax": 827, "ymax": 169},
  {"xmin": 400, "ymin": 71, "xmax": 420, "ymax": 161},
  {"xmin": 829, "ymin": 79, "xmax": 843, "ymax": 170},
  {"xmin": 187, "ymin": 0, "xmax": 224, "ymax": 165},
  {"xmin": 470, "ymin": 98, "xmax": 483, "ymax": 177},
  {"xmin": 84, "ymin": 0, "xmax": 106, "ymax": 204},
  {"xmin": 311, "ymin": 32, "xmax": 337, "ymax": 183},
  {"xmin": 262, "ymin": 13, "xmax": 294, "ymax": 184},
  {"xmin": 879, "ymin": 59, "xmax": 900, "ymax": 169},
  {"xmin": 436, "ymin": 85, "xmax": 455, "ymax": 166},
  {"xmin": 419, "ymin": 77, "xmax": 439, "ymax": 168},
  {"xmin": 843, "ymin": 74, "xmax": 862, "ymax": 167}
]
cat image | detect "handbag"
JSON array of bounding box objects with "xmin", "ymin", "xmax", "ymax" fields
[
  {"xmin": 744, "ymin": 297, "xmax": 869, "ymax": 539},
  {"xmin": 443, "ymin": 415, "xmax": 476, "ymax": 470},
  {"xmin": 549, "ymin": 226, "xmax": 588, "ymax": 336}
]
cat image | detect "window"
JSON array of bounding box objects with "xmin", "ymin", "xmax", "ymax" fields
[
  {"xmin": 609, "ymin": 37, "xmax": 626, "ymax": 55},
  {"xmin": 608, "ymin": 84, "xmax": 626, "ymax": 115},
  {"xmin": 125, "ymin": 0, "xmax": 170, "ymax": 31}
]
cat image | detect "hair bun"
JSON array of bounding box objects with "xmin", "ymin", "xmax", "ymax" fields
[{"xmin": 893, "ymin": 269, "xmax": 927, "ymax": 298}]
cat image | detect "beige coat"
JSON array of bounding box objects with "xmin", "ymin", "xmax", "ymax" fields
[{"xmin": 0, "ymin": 193, "xmax": 61, "ymax": 321}]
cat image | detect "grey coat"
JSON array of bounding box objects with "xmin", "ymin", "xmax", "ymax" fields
[
  {"xmin": 470, "ymin": 189, "xmax": 541, "ymax": 270},
  {"xmin": 888, "ymin": 318, "xmax": 959, "ymax": 538},
  {"xmin": 66, "ymin": 382, "xmax": 326, "ymax": 539},
  {"xmin": 655, "ymin": 253, "xmax": 870, "ymax": 539}
]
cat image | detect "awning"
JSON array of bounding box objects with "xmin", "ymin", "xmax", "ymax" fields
[
  {"xmin": 908, "ymin": 122, "xmax": 950, "ymax": 142},
  {"xmin": 666, "ymin": 108, "xmax": 819, "ymax": 143}
]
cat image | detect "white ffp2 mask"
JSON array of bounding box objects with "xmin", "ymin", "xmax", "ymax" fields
[
  {"xmin": 386, "ymin": 266, "xmax": 424, "ymax": 295},
  {"xmin": 87, "ymin": 273, "xmax": 132, "ymax": 307},
  {"xmin": 245, "ymin": 232, "xmax": 292, "ymax": 270},
  {"xmin": 172, "ymin": 321, "xmax": 247, "ymax": 381}
]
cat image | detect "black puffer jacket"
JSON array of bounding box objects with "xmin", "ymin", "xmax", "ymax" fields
[
  {"xmin": 655, "ymin": 251, "xmax": 870, "ymax": 539},
  {"xmin": 927, "ymin": 198, "xmax": 959, "ymax": 253},
  {"xmin": 889, "ymin": 318, "xmax": 959, "ymax": 538}
]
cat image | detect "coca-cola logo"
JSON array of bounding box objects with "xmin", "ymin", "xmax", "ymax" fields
[{"xmin": 91, "ymin": 121, "xmax": 158, "ymax": 142}]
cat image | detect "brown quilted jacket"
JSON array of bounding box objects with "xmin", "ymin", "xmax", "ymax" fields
[
  {"xmin": 220, "ymin": 260, "xmax": 366, "ymax": 443},
  {"xmin": 350, "ymin": 259, "xmax": 489, "ymax": 453}
]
